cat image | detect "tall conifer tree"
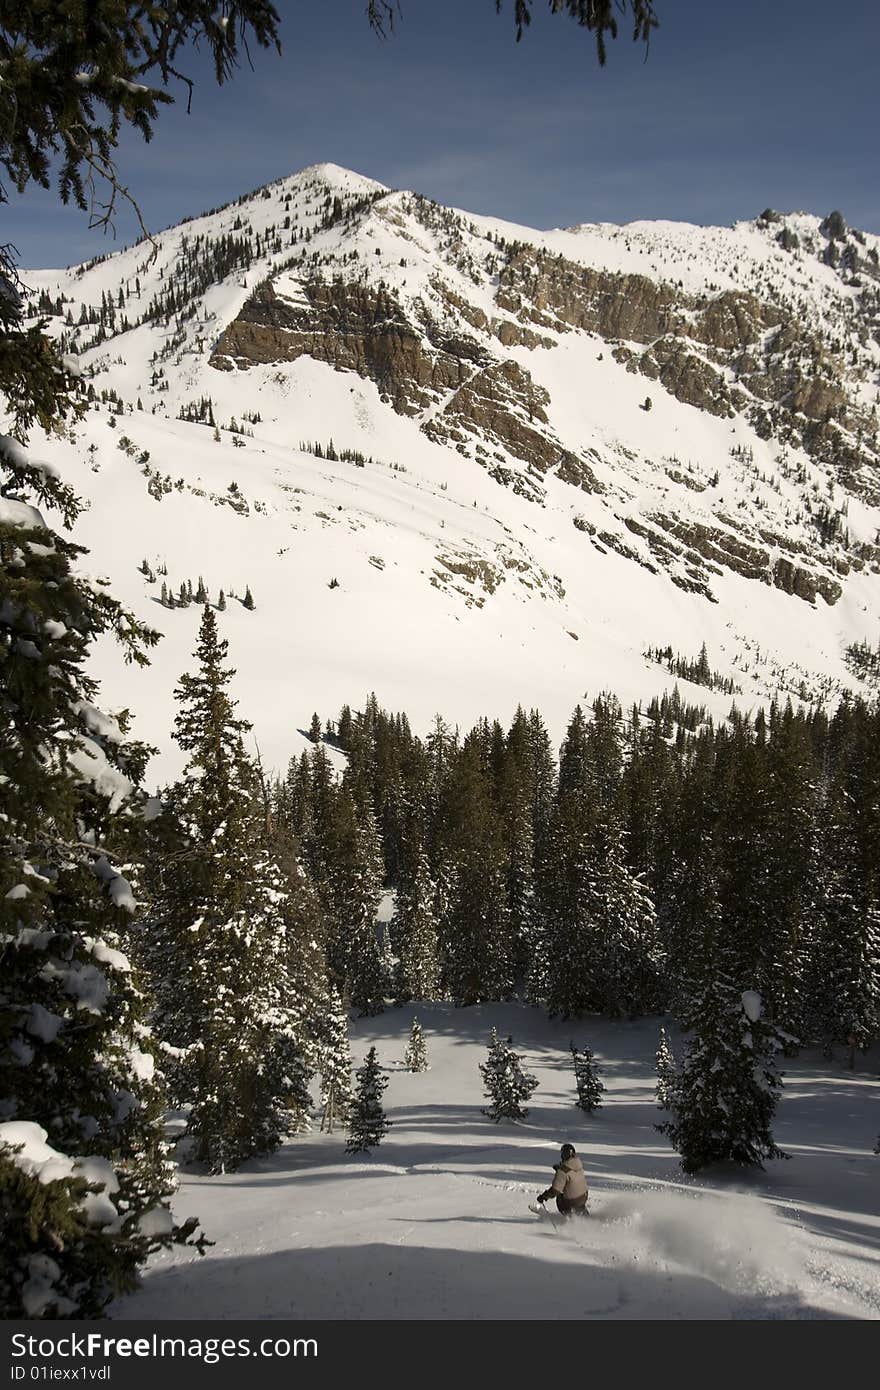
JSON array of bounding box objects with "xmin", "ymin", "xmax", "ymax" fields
[
  {"xmin": 404, "ymin": 1017, "xmax": 429, "ymax": 1072},
  {"xmin": 480, "ymin": 1029, "xmax": 538, "ymax": 1122},
  {"xmin": 318, "ymin": 987, "xmax": 354, "ymax": 1133},
  {"xmin": 437, "ymin": 741, "xmax": 515, "ymax": 1003},
  {"xmin": 655, "ymin": 1027, "xmax": 676, "ymax": 1109},
  {"xmin": 658, "ymin": 982, "xmax": 788, "ymax": 1174},
  {"xmin": 570, "ymin": 1043, "xmax": 605, "ymax": 1112},
  {"xmin": 0, "ymin": 329, "xmax": 192, "ymax": 1315},
  {"xmin": 324, "ymin": 785, "xmax": 386, "ymax": 1015},
  {"xmin": 144, "ymin": 608, "xmax": 314, "ymax": 1171},
  {"xmin": 394, "ymin": 850, "xmax": 441, "ymax": 1001},
  {"xmin": 346, "ymin": 1046, "xmax": 391, "ymax": 1153}
]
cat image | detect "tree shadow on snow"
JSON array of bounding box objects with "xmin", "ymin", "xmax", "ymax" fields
[
  {"xmin": 112, "ymin": 1241, "xmax": 851, "ymax": 1321},
  {"xmin": 350, "ymin": 1001, "xmax": 667, "ymax": 1054}
]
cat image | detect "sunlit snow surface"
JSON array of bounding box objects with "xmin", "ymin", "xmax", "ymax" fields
[{"xmin": 113, "ymin": 1007, "xmax": 880, "ymax": 1320}]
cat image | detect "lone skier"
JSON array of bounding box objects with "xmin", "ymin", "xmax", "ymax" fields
[{"xmin": 535, "ymin": 1143, "xmax": 588, "ymax": 1216}]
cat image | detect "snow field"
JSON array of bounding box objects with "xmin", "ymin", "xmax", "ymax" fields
[
  {"xmin": 114, "ymin": 1005, "xmax": 880, "ymax": 1320},
  {"xmin": 32, "ymin": 348, "xmax": 880, "ymax": 789}
]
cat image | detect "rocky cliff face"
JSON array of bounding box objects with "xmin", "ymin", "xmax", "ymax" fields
[
  {"xmin": 212, "ymin": 277, "xmax": 474, "ymax": 413},
  {"xmin": 497, "ymin": 242, "xmax": 878, "ymax": 503},
  {"xmin": 203, "ymin": 186, "xmax": 880, "ymax": 607},
  {"xmin": 211, "ymin": 267, "xmax": 598, "ymax": 501}
]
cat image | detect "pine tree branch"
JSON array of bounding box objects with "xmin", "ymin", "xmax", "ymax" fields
[{"xmin": 64, "ymin": 126, "xmax": 156, "ymax": 248}]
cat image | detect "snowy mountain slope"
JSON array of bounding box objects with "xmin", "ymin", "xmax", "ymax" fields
[
  {"xmin": 19, "ymin": 164, "xmax": 880, "ymax": 777},
  {"xmin": 112, "ymin": 1004, "xmax": 880, "ymax": 1320}
]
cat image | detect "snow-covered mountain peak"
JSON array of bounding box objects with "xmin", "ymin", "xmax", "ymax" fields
[{"xmin": 18, "ymin": 166, "xmax": 880, "ymax": 777}]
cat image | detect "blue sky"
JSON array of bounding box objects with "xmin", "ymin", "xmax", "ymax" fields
[{"xmin": 8, "ymin": 0, "xmax": 880, "ymax": 267}]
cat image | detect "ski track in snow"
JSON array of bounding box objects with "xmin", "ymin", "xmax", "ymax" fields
[{"xmin": 113, "ymin": 1008, "xmax": 880, "ymax": 1322}]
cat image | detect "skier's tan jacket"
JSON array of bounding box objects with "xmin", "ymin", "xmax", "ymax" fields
[{"xmin": 550, "ymin": 1155, "xmax": 588, "ymax": 1201}]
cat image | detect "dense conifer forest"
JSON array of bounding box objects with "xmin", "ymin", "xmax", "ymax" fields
[{"xmin": 267, "ymin": 676, "xmax": 879, "ymax": 1049}]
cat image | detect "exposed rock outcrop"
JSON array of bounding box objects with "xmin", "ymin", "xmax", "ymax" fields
[{"xmin": 204, "ymin": 187, "xmax": 879, "ymax": 611}]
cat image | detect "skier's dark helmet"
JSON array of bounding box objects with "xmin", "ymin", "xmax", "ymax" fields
[{"xmin": 560, "ymin": 1143, "xmax": 576, "ymax": 1162}]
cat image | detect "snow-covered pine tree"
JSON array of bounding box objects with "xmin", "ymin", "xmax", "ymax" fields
[
  {"xmin": 656, "ymin": 732, "xmax": 723, "ymax": 1023},
  {"xmin": 303, "ymin": 742, "xmax": 336, "ymax": 887},
  {"xmin": 534, "ymin": 703, "xmax": 630, "ymax": 1016},
  {"xmin": 394, "ymin": 851, "xmax": 441, "ymax": 1001},
  {"xmin": 655, "ymin": 1026, "xmax": 676, "ymax": 1109},
  {"xmin": 538, "ymin": 796, "xmax": 661, "ymax": 1019},
  {"xmin": 759, "ymin": 702, "xmax": 817, "ymax": 1036},
  {"xmin": 497, "ymin": 708, "xmax": 539, "ymax": 978},
  {"xmin": 143, "ymin": 607, "xmax": 313, "ymax": 1171},
  {"xmin": 480, "ymin": 1028, "xmax": 538, "ymax": 1122},
  {"xmin": 318, "ymin": 987, "xmax": 354, "ymax": 1133},
  {"xmin": 437, "ymin": 741, "xmax": 516, "ymax": 1004},
  {"xmin": 346, "ymin": 1046, "xmax": 391, "ymax": 1153},
  {"xmin": 404, "ymin": 1017, "xmax": 429, "ymax": 1072},
  {"xmin": 586, "ymin": 824, "xmax": 661, "ymax": 1017},
  {"xmin": 0, "ymin": 309, "xmax": 201, "ymax": 1312},
  {"xmin": 570, "ymin": 1042, "xmax": 605, "ymax": 1112},
  {"xmin": 324, "ymin": 787, "xmax": 386, "ymax": 1016},
  {"xmin": 261, "ymin": 790, "xmax": 333, "ymax": 1093},
  {"xmin": 658, "ymin": 981, "xmax": 788, "ymax": 1174},
  {"xmin": 801, "ymin": 791, "xmax": 880, "ymax": 1055}
]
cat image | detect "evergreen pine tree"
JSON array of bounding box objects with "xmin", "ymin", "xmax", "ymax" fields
[
  {"xmin": 653, "ymin": 1023, "xmax": 672, "ymax": 1106},
  {"xmin": 242, "ymin": 585, "xmax": 255, "ymax": 610},
  {"xmin": 714, "ymin": 714, "xmax": 796, "ymax": 1013},
  {"xmin": 498, "ymin": 708, "xmax": 538, "ymax": 979},
  {"xmin": 534, "ymin": 700, "xmax": 661, "ymax": 1018},
  {"xmin": 346, "ymin": 1047, "xmax": 391, "ymax": 1153},
  {"xmin": 404, "ymin": 1017, "xmax": 429, "ymax": 1072},
  {"xmin": 538, "ymin": 813, "xmax": 660, "ymax": 1018},
  {"xmin": 318, "ymin": 987, "xmax": 354, "ymax": 1133},
  {"xmin": 395, "ymin": 851, "xmax": 441, "ymax": 1001},
  {"xmin": 305, "ymin": 743, "xmax": 336, "ymax": 886},
  {"xmin": 437, "ymin": 741, "xmax": 516, "ymax": 1003},
  {"xmin": 587, "ymin": 826, "xmax": 662, "ymax": 1017},
  {"xmin": 558, "ymin": 704, "xmax": 591, "ymax": 799},
  {"xmin": 378, "ymin": 923, "xmax": 396, "ymax": 1001},
  {"xmin": 803, "ymin": 839, "xmax": 880, "ymax": 1054},
  {"xmin": 324, "ymin": 787, "xmax": 386, "ymax": 1016},
  {"xmin": 658, "ymin": 982, "xmax": 788, "ymax": 1174},
  {"xmin": 570, "ymin": 1042, "xmax": 605, "ymax": 1112},
  {"xmin": 655, "ymin": 1027, "xmax": 676, "ymax": 1109},
  {"xmin": 336, "ymin": 704, "xmax": 354, "ymax": 750},
  {"xmin": 655, "ymin": 731, "xmax": 723, "ymax": 1022},
  {"xmin": 480, "ymin": 1029, "xmax": 538, "ymax": 1122},
  {"xmin": 0, "ymin": 335, "xmax": 196, "ymax": 1312},
  {"xmin": 217, "ymin": 589, "xmax": 226, "ymax": 611},
  {"xmin": 143, "ymin": 608, "xmax": 314, "ymax": 1172}
]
